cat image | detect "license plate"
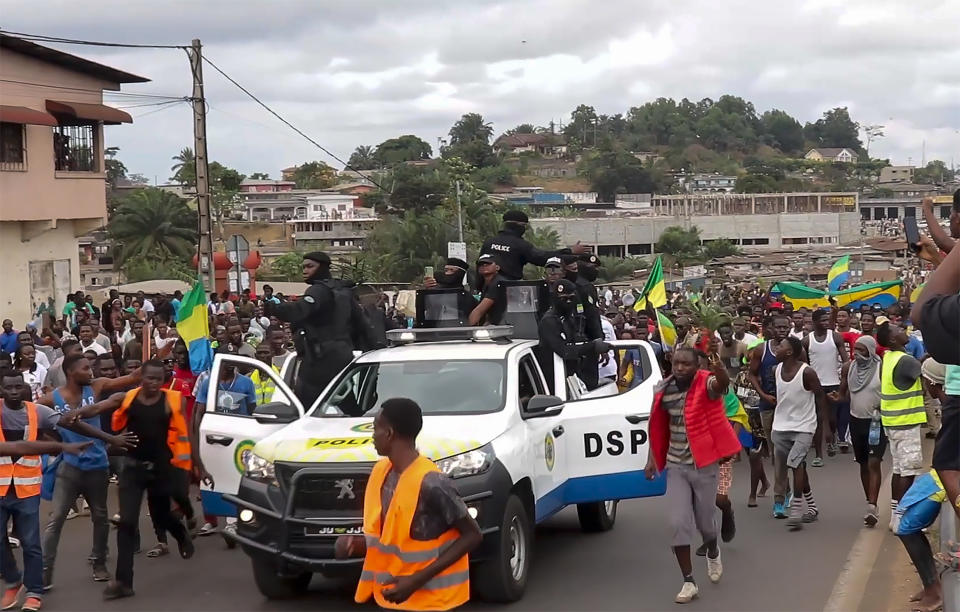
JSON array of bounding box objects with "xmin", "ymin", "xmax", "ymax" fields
[{"xmin": 303, "ymin": 525, "xmax": 363, "ymax": 537}]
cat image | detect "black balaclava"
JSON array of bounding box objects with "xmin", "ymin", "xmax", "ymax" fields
[
  {"xmin": 552, "ymin": 280, "xmax": 579, "ymax": 316},
  {"xmin": 436, "ymin": 257, "xmax": 467, "ymax": 288},
  {"xmin": 579, "ymin": 263, "xmax": 598, "ymax": 283},
  {"xmin": 503, "ymin": 210, "xmax": 529, "ymax": 237},
  {"xmin": 304, "ymin": 252, "xmax": 332, "ymax": 283}
]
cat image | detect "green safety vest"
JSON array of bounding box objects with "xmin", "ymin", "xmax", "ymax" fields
[
  {"xmin": 251, "ymin": 366, "xmax": 279, "ymax": 405},
  {"xmin": 880, "ymin": 351, "xmax": 926, "ymax": 427}
]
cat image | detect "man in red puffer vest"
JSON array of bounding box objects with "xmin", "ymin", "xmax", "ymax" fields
[{"xmin": 645, "ymin": 346, "xmax": 741, "ymax": 605}]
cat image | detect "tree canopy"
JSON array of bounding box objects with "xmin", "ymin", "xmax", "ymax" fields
[
  {"xmin": 292, "ymin": 161, "xmax": 337, "ymax": 189},
  {"xmin": 375, "ymin": 135, "xmax": 432, "ymax": 166},
  {"xmin": 108, "ymin": 188, "xmax": 198, "ymax": 268}
]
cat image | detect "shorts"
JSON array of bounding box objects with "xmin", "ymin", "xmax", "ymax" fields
[
  {"xmin": 760, "ymin": 409, "xmax": 775, "ymax": 443},
  {"xmin": 771, "ymin": 430, "xmax": 814, "ymax": 469},
  {"xmin": 848, "ymin": 416, "xmax": 887, "ymax": 464},
  {"xmin": 933, "ymin": 395, "xmax": 960, "ymax": 472},
  {"xmin": 717, "ymin": 461, "xmax": 733, "ymax": 496},
  {"xmin": 886, "ymin": 425, "xmax": 925, "ymax": 477}
]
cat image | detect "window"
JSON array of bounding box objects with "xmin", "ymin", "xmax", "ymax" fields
[
  {"xmin": 518, "ymin": 355, "xmax": 546, "ymax": 412},
  {"xmin": 942, "ymin": 206, "xmax": 952, "ymax": 220},
  {"xmin": 53, "ymin": 123, "xmax": 97, "ymax": 171},
  {"xmin": 0, "ymin": 122, "xmax": 25, "ymax": 170}
]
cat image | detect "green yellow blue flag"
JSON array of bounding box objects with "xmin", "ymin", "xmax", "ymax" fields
[
  {"xmin": 176, "ymin": 281, "xmax": 212, "ymax": 373},
  {"xmin": 771, "ymin": 280, "xmax": 901, "ymax": 310},
  {"xmin": 657, "ymin": 310, "xmax": 677, "ymax": 348},
  {"xmin": 827, "ymin": 255, "xmax": 851, "ymax": 292},
  {"xmin": 634, "ymin": 255, "xmax": 667, "ymax": 311}
]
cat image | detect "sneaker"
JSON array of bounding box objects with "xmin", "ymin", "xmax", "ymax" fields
[
  {"xmin": 706, "ymin": 550, "xmax": 723, "ymax": 583},
  {"xmin": 65, "ymin": 508, "xmax": 79, "ymax": 521},
  {"xmin": 890, "ymin": 511, "xmax": 902, "ymax": 533},
  {"xmin": 839, "ymin": 442, "xmax": 851, "ymax": 454},
  {"xmin": 8, "ymin": 537, "xmax": 19, "ymax": 549},
  {"xmin": 75, "ymin": 499, "xmax": 90, "ymax": 517},
  {"xmin": 802, "ymin": 510, "xmax": 819, "ymax": 523},
  {"xmin": 811, "ymin": 457, "xmax": 824, "ymax": 467},
  {"xmin": 20, "ymin": 596, "xmax": 42, "ymax": 612},
  {"xmin": 695, "ymin": 543, "xmax": 707, "ymax": 557},
  {"xmin": 1, "ymin": 585, "xmax": 23, "ymax": 610},
  {"xmin": 198, "ymin": 522, "xmax": 217, "ymax": 537},
  {"xmin": 102, "ymin": 582, "xmax": 134, "ymax": 601},
  {"xmin": 787, "ymin": 511, "xmax": 803, "ymax": 530},
  {"xmin": 92, "ymin": 564, "xmax": 110, "ymax": 582},
  {"xmin": 109, "ymin": 514, "xmax": 120, "ymax": 526},
  {"xmin": 675, "ymin": 581, "xmax": 699, "ymax": 604},
  {"xmin": 773, "ymin": 501, "xmax": 787, "ymax": 519},
  {"xmin": 864, "ymin": 504, "xmax": 879, "ymax": 528},
  {"xmin": 109, "ymin": 474, "xmax": 118, "ymax": 485},
  {"xmin": 827, "ymin": 443, "xmax": 838, "ymax": 457}
]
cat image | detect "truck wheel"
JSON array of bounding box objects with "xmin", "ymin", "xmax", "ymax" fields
[
  {"xmin": 251, "ymin": 557, "xmax": 311, "ymax": 599},
  {"xmin": 473, "ymin": 494, "xmax": 531, "ymax": 603},
  {"xmin": 577, "ymin": 500, "xmax": 618, "ymax": 532}
]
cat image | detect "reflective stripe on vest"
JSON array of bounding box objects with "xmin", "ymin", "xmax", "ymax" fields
[
  {"xmin": 0, "ymin": 401, "xmax": 41, "ymax": 497},
  {"xmin": 880, "ymin": 351, "xmax": 926, "ymax": 427},
  {"xmin": 115, "ymin": 388, "xmax": 193, "ymax": 471},
  {"xmin": 355, "ymin": 455, "xmax": 470, "ymax": 611}
]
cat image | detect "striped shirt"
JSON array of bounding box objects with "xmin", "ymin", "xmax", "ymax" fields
[{"xmin": 663, "ymin": 376, "xmax": 720, "ymax": 465}]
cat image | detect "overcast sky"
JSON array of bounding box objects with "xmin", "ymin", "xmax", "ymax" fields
[{"xmin": 4, "ymin": 0, "xmax": 959, "ymax": 182}]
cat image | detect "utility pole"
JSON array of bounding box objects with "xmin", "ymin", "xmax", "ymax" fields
[
  {"xmin": 455, "ymin": 180, "xmax": 463, "ymax": 242},
  {"xmin": 189, "ymin": 39, "xmax": 215, "ymax": 293}
]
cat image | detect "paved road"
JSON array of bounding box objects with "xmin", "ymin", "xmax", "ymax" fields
[{"xmin": 34, "ymin": 453, "xmax": 893, "ymax": 611}]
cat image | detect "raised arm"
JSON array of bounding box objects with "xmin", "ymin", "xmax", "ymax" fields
[{"xmin": 922, "ymin": 197, "xmax": 955, "ymax": 254}]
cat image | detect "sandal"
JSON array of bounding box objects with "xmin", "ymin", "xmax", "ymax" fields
[
  {"xmin": 146, "ymin": 544, "xmax": 168, "ymax": 558},
  {"xmin": 933, "ymin": 551, "xmax": 960, "ymax": 571},
  {"xmin": 747, "ymin": 497, "xmax": 758, "ymax": 508}
]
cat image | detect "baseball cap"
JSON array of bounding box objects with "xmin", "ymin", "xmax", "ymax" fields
[
  {"xmin": 477, "ymin": 253, "xmax": 497, "ymax": 265},
  {"xmin": 545, "ymin": 256, "xmax": 563, "ymax": 268},
  {"xmin": 554, "ymin": 279, "xmax": 577, "ymax": 297}
]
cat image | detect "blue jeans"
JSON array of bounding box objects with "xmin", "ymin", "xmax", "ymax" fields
[{"xmin": 0, "ymin": 493, "xmax": 43, "ymax": 598}]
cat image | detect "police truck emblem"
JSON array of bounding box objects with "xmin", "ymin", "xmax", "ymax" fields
[
  {"xmin": 335, "ymin": 478, "xmax": 356, "ymax": 500},
  {"xmin": 544, "ymin": 433, "xmax": 555, "ymax": 471}
]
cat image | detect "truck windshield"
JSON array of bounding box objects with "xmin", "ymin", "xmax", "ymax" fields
[{"xmin": 311, "ymin": 359, "xmax": 506, "ymax": 417}]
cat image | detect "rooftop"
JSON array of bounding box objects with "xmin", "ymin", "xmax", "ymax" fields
[
  {"xmin": 808, "ymin": 147, "xmax": 855, "ymax": 156},
  {"xmin": 0, "ymin": 33, "xmax": 149, "ymax": 84}
]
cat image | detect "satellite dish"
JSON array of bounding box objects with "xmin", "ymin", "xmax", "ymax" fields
[{"xmin": 621, "ymin": 293, "xmax": 636, "ymax": 307}]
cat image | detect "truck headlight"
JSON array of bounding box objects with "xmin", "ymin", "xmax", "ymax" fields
[
  {"xmin": 244, "ymin": 452, "xmax": 276, "ymax": 483},
  {"xmin": 437, "ymin": 445, "xmax": 494, "ymax": 479}
]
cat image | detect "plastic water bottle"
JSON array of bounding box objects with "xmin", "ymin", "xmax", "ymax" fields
[{"xmin": 868, "ymin": 415, "xmax": 881, "ymax": 446}]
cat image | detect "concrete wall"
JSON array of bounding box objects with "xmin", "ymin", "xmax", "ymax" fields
[
  {"xmin": 529, "ymin": 212, "xmax": 862, "ymax": 253},
  {"xmin": 0, "ymin": 220, "xmax": 85, "ymax": 326}
]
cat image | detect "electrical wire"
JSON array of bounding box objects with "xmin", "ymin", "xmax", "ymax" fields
[
  {"xmin": 129, "ymin": 100, "xmax": 189, "ymax": 119},
  {"xmin": 200, "ymin": 54, "xmax": 388, "ymax": 192},
  {"xmin": 113, "ymin": 98, "xmax": 191, "ymax": 110},
  {"xmin": 0, "ymin": 29, "xmax": 186, "ymax": 49}
]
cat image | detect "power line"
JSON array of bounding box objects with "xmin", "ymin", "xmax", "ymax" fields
[
  {"xmin": 129, "ymin": 100, "xmax": 189, "ymax": 119},
  {"xmin": 0, "ymin": 29, "xmax": 186, "ymax": 49},
  {"xmin": 200, "ymin": 54, "xmax": 388, "ymax": 192},
  {"xmin": 113, "ymin": 98, "xmax": 191, "ymax": 110}
]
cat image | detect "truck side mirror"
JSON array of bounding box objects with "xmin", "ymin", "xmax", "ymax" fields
[
  {"xmin": 523, "ymin": 394, "xmax": 564, "ymax": 419},
  {"xmin": 253, "ymin": 401, "xmax": 300, "ymax": 425}
]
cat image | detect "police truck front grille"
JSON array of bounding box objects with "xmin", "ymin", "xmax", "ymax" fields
[{"xmin": 274, "ymin": 463, "xmax": 374, "ymax": 519}]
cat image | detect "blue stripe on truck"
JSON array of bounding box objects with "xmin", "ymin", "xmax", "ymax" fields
[{"xmin": 534, "ymin": 470, "xmax": 667, "ymax": 523}]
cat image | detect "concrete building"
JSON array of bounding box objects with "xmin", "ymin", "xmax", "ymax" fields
[
  {"xmin": 0, "ymin": 33, "xmax": 146, "ymax": 325},
  {"xmin": 805, "ymin": 147, "xmax": 857, "ymax": 163},
  {"xmin": 878, "ymin": 165, "xmax": 914, "ymax": 184},
  {"xmin": 860, "ymin": 194, "xmax": 955, "ymax": 221},
  {"xmin": 78, "ymin": 229, "xmax": 122, "ymax": 289},
  {"xmin": 682, "ymin": 173, "xmax": 737, "ymax": 194},
  {"xmin": 529, "ymin": 192, "xmax": 861, "ymax": 257},
  {"xmin": 240, "ymin": 178, "xmax": 295, "ymax": 193}
]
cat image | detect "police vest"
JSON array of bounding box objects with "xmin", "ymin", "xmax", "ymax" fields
[
  {"xmin": 355, "ymin": 455, "xmax": 470, "ymax": 611},
  {"xmin": 251, "ymin": 366, "xmax": 279, "ymax": 405},
  {"xmin": 0, "ymin": 402, "xmax": 42, "ymax": 498},
  {"xmin": 880, "ymin": 351, "xmax": 926, "ymax": 427}
]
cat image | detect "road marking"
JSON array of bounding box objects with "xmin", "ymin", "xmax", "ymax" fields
[{"xmin": 823, "ymin": 472, "xmax": 892, "ymax": 612}]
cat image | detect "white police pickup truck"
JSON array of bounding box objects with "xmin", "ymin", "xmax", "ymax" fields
[{"xmin": 199, "ymin": 326, "xmax": 665, "ymax": 602}]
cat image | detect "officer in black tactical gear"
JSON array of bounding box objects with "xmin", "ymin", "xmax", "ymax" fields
[
  {"xmin": 417, "ymin": 257, "xmax": 476, "ymax": 327},
  {"xmin": 535, "ymin": 279, "xmax": 611, "ymax": 394},
  {"xmin": 264, "ymin": 252, "xmax": 376, "ymax": 407},
  {"xmin": 480, "ymin": 210, "xmax": 584, "ymax": 280}
]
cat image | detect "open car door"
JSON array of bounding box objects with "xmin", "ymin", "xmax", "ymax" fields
[
  {"xmin": 557, "ymin": 340, "xmax": 666, "ymax": 504},
  {"xmin": 198, "ymin": 354, "xmax": 304, "ymax": 516}
]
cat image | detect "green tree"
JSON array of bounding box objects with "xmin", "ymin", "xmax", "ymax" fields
[
  {"xmin": 914, "ymin": 160, "xmax": 955, "ymax": 184},
  {"xmin": 626, "ymin": 98, "xmax": 695, "ymax": 148},
  {"xmin": 448, "ymin": 113, "xmax": 493, "ymax": 145},
  {"xmin": 123, "ymin": 255, "xmax": 195, "ymax": 283},
  {"xmin": 108, "ymin": 188, "xmax": 198, "ymax": 268},
  {"xmin": 695, "ymin": 95, "xmax": 760, "ymax": 152},
  {"xmin": 385, "ymin": 164, "xmax": 448, "ymax": 212},
  {"xmin": 563, "ymin": 104, "xmax": 599, "ymax": 147},
  {"xmin": 374, "ymin": 135, "xmax": 433, "ymax": 166},
  {"xmin": 702, "ymin": 239, "xmax": 742, "ymax": 260},
  {"xmin": 655, "ymin": 226, "xmax": 702, "ymax": 265},
  {"xmin": 267, "ymin": 251, "xmax": 306, "ymax": 282},
  {"xmin": 760, "ymin": 109, "xmax": 804, "ymax": 154},
  {"xmin": 505, "ymin": 123, "xmax": 538, "ymax": 135},
  {"xmin": 347, "ymin": 145, "xmax": 378, "ymax": 170},
  {"xmin": 595, "ymin": 256, "xmax": 646, "ymax": 283},
  {"xmin": 443, "ymin": 139, "xmax": 497, "ymax": 168},
  {"xmin": 580, "ymin": 140, "xmax": 658, "ymax": 201},
  {"xmin": 804, "ymin": 107, "xmax": 862, "ymax": 150},
  {"xmin": 208, "ymin": 162, "xmax": 245, "ymax": 236},
  {"xmin": 104, "ymin": 146, "xmax": 127, "ymax": 187},
  {"xmin": 248, "ymin": 172, "xmax": 271, "ymax": 180},
  {"xmin": 170, "ymin": 147, "xmax": 195, "ymax": 186},
  {"xmin": 292, "ymin": 161, "xmax": 337, "ymax": 189},
  {"xmin": 471, "ymin": 164, "xmax": 515, "ymax": 192}
]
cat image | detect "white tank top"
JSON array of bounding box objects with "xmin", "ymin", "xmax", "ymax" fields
[
  {"xmin": 808, "ymin": 331, "xmax": 841, "ymax": 386},
  {"xmin": 773, "ymin": 363, "xmax": 818, "ymax": 433}
]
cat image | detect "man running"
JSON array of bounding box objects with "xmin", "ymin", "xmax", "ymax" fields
[
  {"xmin": 36, "ymin": 354, "xmax": 141, "ymax": 589},
  {"xmin": 802, "ymin": 309, "xmax": 848, "ymax": 465},
  {"xmin": 771, "ymin": 337, "xmax": 831, "ymax": 530}
]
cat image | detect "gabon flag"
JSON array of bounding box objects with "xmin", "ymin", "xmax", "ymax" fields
[
  {"xmin": 634, "ymin": 255, "xmax": 667, "ymax": 311},
  {"xmin": 176, "ymin": 281, "xmax": 212, "ymax": 373},
  {"xmin": 827, "ymin": 255, "xmax": 851, "ymax": 292}
]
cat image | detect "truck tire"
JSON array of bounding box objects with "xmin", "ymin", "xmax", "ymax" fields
[
  {"xmin": 251, "ymin": 557, "xmax": 311, "ymax": 599},
  {"xmin": 473, "ymin": 494, "xmax": 531, "ymax": 603},
  {"xmin": 577, "ymin": 500, "xmax": 618, "ymax": 532}
]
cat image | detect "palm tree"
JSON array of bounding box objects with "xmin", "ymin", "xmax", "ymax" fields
[
  {"xmin": 108, "ymin": 188, "xmax": 198, "ymax": 267},
  {"xmin": 347, "ymin": 145, "xmax": 377, "ymax": 170},
  {"xmin": 595, "ymin": 256, "xmax": 646, "ymax": 283},
  {"xmin": 449, "ymin": 113, "xmax": 494, "ymax": 145},
  {"xmin": 170, "ymin": 147, "xmax": 196, "ymax": 187}
]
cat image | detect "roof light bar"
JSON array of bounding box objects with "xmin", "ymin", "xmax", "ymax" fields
[{"xmin": 386, "ymin": 326, "xmax": 515, "ymax": 345}]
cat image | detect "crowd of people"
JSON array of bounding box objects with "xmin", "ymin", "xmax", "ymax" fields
[{"xmin": 0, "ymin": 192, "xmax": 958, "ymax": 611}]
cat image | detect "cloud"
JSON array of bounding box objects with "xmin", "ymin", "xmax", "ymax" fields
[{"xmin": 5, "ymin": 0, "xmax": 958, "ymax": 181}]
